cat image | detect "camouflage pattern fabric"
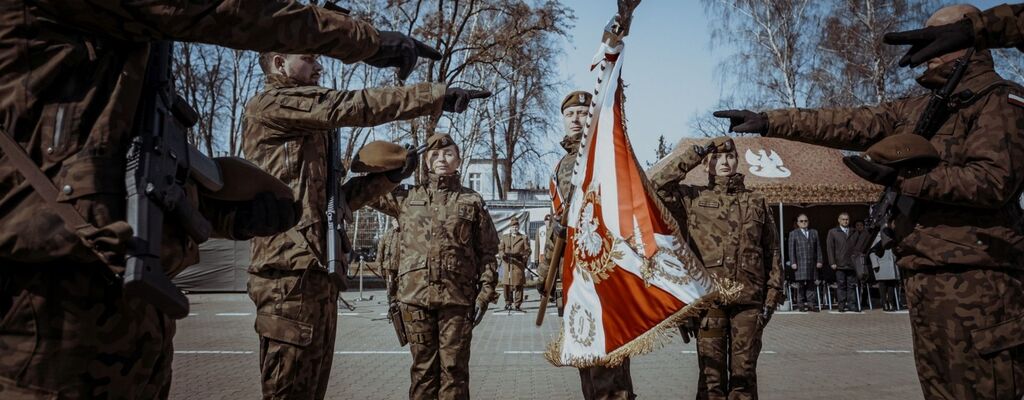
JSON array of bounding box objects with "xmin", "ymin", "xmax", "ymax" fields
[
  {"xmin": 0, "ymin": 1, "xmax": 386, "ymax": 397},
  {"xmin": 248, "ymin": 268, "xmax": 338, "ymax": 400},
  {"xmin": 650, "ymin": 146, "xmax": 785, "ymax": 308},
  {"xmin": 376, "ymin": 227, "xmax": 401, "ymax": 277},
  {"xmin": 696, "ymin": 306, "xmax": 763, "ymax": 400},
  {"xmin": 400, "ymin": 303, "xmax": 474, "ymax": 400},
  {"xmin": 905, "ymin": 269, "xmax": 1024, "ymax": 400},
  {"xmin": 542, "ymin": 133, "xmax": 636, "ymax": 398},
  {"xmin": 371, "ymin": 173, "xmax": 498, "ymax": 399},
  {"xmin": 499, "ymin": 231, "xmax": 530, "ymax": 308},
  {"xmin": 764, "ymin": 51, "xmax": 1024, "ymax": 400},
  {"xmin": 0, "ymin": 264, "xmax": 173, "ymax": 399},
  {"xmin": 969, "ymin": 3, "xmax": 1024, "ymax": 52}
]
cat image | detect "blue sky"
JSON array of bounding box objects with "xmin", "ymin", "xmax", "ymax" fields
[{"xmin": 554, "ymin": 0, "xmax": 1006, "ymax": 165}]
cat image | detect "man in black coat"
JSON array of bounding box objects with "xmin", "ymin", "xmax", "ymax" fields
[
  {"xmin": 788, "ymin": 214, "xmax": 823, "ymax": 311},
  {"xmin": 827, "ymin": 213, "xmax": 858, "ymax": 312}
]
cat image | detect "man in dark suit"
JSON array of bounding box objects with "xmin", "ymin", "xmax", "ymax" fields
[
  {"xmin": 788, "ymin": 214, "xmax": 823, "ymax": 311},
  {"xmin": 827, "ymin": 213, "xmax": 858, "ymax": 312}
]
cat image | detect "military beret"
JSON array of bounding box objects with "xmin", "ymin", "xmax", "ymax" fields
[
  {"xmin": 561, "ymin": 91, "xmax": 592, "ymax": 112},
  {"xmin": 510, "ymin": 215, "xmax": 520, "ymax": 224},
  {"xmin": 864, "ymin": 134, "xmax": 939, "ymax": 165},
  {"xmin": 202, "ymin": 157, "xmax": 293, "ymax": 202},
  {"xmin": 425, "ymin": 133, "xmax": 458, "ymax": 152},
  {"xmin": 351, "ymin": 141, "xmax": 408, "ymax": 173}
]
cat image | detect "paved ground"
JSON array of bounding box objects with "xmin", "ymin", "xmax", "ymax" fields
[{"xmin": 171, "ymin": 290, "xmax": 921, "ymax": 400}]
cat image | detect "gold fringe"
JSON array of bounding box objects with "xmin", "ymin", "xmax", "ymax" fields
[{"xmin": 544, "ymin": 278, "xmax": 744, "ymax": 368}]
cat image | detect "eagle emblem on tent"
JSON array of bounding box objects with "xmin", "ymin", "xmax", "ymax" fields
[{"xmin": 745, "ymin": 148, "xmax": 791, "ymax": 178}]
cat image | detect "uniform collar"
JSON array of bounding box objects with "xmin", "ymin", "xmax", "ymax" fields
[
  {"xmin": 427, "ymin": 173, "xmax": 462, "ymax": 192},
  {"xmin": 560, "ymin": 133, "xmax": 582, "ymax": 154},
  {"xmin": 265, "ymin": 74, "xmax": 305, "ymax": 90},
  {"xmin": 708, "ymin": 173, "xmax": 746, "ymax": 194}
]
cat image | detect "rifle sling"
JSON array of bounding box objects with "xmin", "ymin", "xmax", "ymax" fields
[{"xmin": 0, "ymin": 128, "xmax": 112, "ymax": 266}]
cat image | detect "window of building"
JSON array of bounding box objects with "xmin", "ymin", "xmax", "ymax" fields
[{"xmin": 468, "ymin": 172, "xmax": 482, "ymax": 192}]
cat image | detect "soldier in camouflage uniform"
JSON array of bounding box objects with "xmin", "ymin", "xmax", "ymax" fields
[
  {"xmin": 716, "ymin": 5, "xmax": 1024, "ymax": 399},
  {"xmin": 499, "ymin": 216, "xmax": 530, "ymax": 311},
  {"xmin": 371, "ymin": 133, "xmax": 499, "ymax": 400},
  {"xmin": 243, "ymin": 49, "xmax": 490, "ymax": 398},
  {"xmin": 650, "ymin": 137, "xmax": 784, "ymax": 400},
  {"xmin": 540, "ymin": 90, "xmax": 636, "ymax": 400},
  {"xmin": 377, "ymin": 224, "xmax": 401, "ymax": 279},
  {"xmin": 884, "ymin": 3, "xmax": 1023, "ymax": 67},
  {"xmin": 0, "ymin": 1, "xmax": 450, "ymax": 398}
]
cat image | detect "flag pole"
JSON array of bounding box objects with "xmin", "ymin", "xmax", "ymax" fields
[{"xmin": 535, "ymin": 0, "xmax": 641, "ymax": 327}]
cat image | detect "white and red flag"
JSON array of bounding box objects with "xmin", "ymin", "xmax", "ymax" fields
[{"xmin": 545, "ymin": 39, "xmax": 736, "ymax": 368}]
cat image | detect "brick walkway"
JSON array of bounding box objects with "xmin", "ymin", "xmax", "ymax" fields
[{"xmin": 170, "ymin": 290, "xmax": 922, "ymax": 400}]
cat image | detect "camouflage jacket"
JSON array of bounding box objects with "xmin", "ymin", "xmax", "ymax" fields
[
  {"xmin": 243, "ymin": 75, "xmax": 445, "ymax": 273},
  {"xmin": 538, "ymin": 135, "xmax": 581, "ymax": 279},
  {"xmin": 376, "ymin": 227, "xmax": 400, "ymax": 277},
  {"xmin": 650, "ymin": 147, "xmax": 784, "ymax": 307},
  {"xmin": 765, "ymin": 55, "xmax": 1024, "ymax": 271},
  {"xmin": 371, "ymin": 173, "xmax": 499, "ymax": 308},
  {"xmin": 499, "ymin": 232, "xmax": 530, "ymax": 286},
  {"xmin": 970, "ymin": 3, "xmax": 1024, "ymax": 51},
  {"xmin": 0, "ymin": 0, "xmax": 383, "ymax": 274}
]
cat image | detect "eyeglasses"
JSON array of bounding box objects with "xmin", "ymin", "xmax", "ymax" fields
[{"xmin": 797, "ymin": 220, "xmax": 808, "ymax": 222}]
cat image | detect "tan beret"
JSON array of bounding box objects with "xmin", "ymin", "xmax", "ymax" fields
[
  {"xmin": 864, "ymin": 134, "xmax": 939, "ymax": 165},
  {"xmin": 425, "ymin": 133, "xmax": 458, "ymax": 152},
  {"xmin": 561, "ymin": 91, "xmax": 592, "ymax": 112},
  {"xmin": 203, "ymin": 157, "xmax": 293, "ymax": 202},
  {"xmin": 351, "ymin": 141, "xmax": 408, "ymax": 173}
]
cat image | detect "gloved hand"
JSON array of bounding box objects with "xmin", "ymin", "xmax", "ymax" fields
[
  {"xmin": 472, "ymin": 300, "xmax": 490, "ymax": 327},
  {"xmin": 883, "ymin": 19, "xmax": 974, "ymax": 68},
  {"xmin": 443, "ymin": 88, "xmax": 492, "ymax": 113},
  {"xmin": 712, "ymin": 110, "xmax": 768, "ymax": 135},
  {"xmin": 231, "ymin": 192, "xmax": 300, "ymax": 239},
  {"xmin": 362, "ymin": 31, "xmax": 443, "ymax": 80},
  {"xmin": 678, "ymin": 317, "xmax": 699, "ymax": 344},
  {"xmin": 536, "ymin": 279, "xmax": 547, "ymax": 296},
  {"xmin": 84, "ymin": 221, "xmax": 133, "ymax": 265},
  {"xmin": 842, "ymin": 156, "xmax": 898, "ymax": 186},
  {"xmin": 385, "ymin": 146, "xmax": 420, "ymax": 183},
  {"xmin": 550, "ymin": 219, "xmax": 568, "ymax": 240},
  {"xmin": 758, "ymin": 303, "xmax": 776, "ymax": 328}
]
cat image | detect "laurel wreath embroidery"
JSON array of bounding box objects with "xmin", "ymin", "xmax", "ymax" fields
[
  {"xmin": 568, "ymin": 303, "xmax": 597, "ymax": 347},
  {"xmin": 574, "ymin": 190, "xmax": 618, "ymax": 284}
]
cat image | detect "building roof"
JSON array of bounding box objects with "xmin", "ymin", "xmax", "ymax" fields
[{"xmin": 648, "ymin": 136, "xmax": 882, "ymax": 205}]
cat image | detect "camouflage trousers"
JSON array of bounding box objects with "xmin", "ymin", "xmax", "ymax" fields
[
  {"xmin": 400, "ymin": 303, "xmax": 473, "ymax": 400},
  {"xmin": 503, "ymin": 284, "xmax": 523, "ymax": 308},
  {"xmin": 905, "ymin": 268, "xmax": 1024, "ymax": 400},
  {"xmin": 579, "ymin": 358, "xmax": 635, "ymax": 400},
  {"xmin": 696, "ymin": 305, "xmax": 764, "ymax": 400},
  {"xmin": 248, "ymin": 268, "xmax": 339, "ymax": 400},
  {"xmin": 0, "ymin": 263, "xmax": 174, "ymax": 399}
]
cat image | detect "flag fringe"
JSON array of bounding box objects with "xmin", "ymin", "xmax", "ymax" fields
[{"xmin": 544, "ymin": 277, "xmax": 743, "ymax": 368}]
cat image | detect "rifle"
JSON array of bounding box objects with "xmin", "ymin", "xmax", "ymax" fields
[
  {"xmin": 865, "ymin": 48, "xmax": 975, "ymax": 256},
  {"xmin": 325, "ymin": 129, "xmax": 353, "ymax": 290},
  {"xmin": 124, "ymin": 41, "xmax": 224, "ymax": 319}
]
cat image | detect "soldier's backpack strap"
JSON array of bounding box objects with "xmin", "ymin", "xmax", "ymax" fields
[
  {"xmin": 0, "ymin": 128, "xmax": 122, "ymax": 267},
  {"xmin": 952, "ymin": 79, "xmax": 1020, "ymax": 108}
]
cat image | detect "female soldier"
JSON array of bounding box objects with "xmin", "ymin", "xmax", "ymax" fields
[
  {"xmin": 372, "ymin": 133, "xmax": 499, "ymax": 400},
  {"xmin": 650, "ymin": 137, "xmax": 784, "ymax": 400}
]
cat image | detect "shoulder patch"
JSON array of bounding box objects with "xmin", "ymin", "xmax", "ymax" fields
[{"xmin": 1009, "ymin": 93, "xmax": 1024, "ymax": 108}]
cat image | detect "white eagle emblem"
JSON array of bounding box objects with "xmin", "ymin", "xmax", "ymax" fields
[{"xmin": 745, "ymin": 148, "xmax": 791, "ymax": 178}]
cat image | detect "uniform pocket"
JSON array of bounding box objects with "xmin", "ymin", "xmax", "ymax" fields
[
  {"xmin": 40, "ymin": 103, "xmax": 82, "ymax": 161},
  {"xmin": 970, "ymin": 314, "xmax": 1024, "ymax": 357},
  {"xmin": 255, "ymin": 313, "xmax": 312, "ymax": 347}
]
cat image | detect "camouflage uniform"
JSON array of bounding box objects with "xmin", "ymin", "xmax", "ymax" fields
[
  {"xmin": 372, "ymin": 172, "xmax": 499, "ymax": 400},
  {"xmin": 0, "ymin": 1, "xmax": 385, "ymax": 398},
  {"xmin": 968, "ymin": 3, "xmax": 1024, "ymax": 51},
  {"xmin": 499, "ymin": 228, "xmax": 530, "ymax": 309},
  {"xmin": 764, "ymin": 52, "xmax": 1024, "ymax": 399},
  {"xmin": 543, "ymin": 133, "xmax": 636, "ymax": 400},
  {"xmin": 650, "ymin": 143, "xmax": 784, "ymax": 400},
  {"xmin": 377, "ymin": 226, "xmax": 401, "ymax": 279},
  {"xmin": 242, "ymin": 73, "xmax": 445, "ymax": 399}
]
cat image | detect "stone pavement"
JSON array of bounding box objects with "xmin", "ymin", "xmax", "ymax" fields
[{"xmin": 170, "ymin": 290, "xmax": 922, "ymax": 400}]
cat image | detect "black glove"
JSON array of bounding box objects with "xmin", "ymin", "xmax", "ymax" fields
[
  {"xmin": 385, "ymin": 146, "xmax": 420, "ymax": 183},
  {"xmin": 232, "ymin": 192, "xmax": 300, "ymax": 239},
  {"xmin": 443, "ymin": 88, "xmax": 492, "ymax": 113},
  {"xmin": 842, "ymin": 156, "xmax": 898, "ymax": 186},
  {"xmin": 363, "ymin": 31, "xmax": 443, "ymax": 81},
  {"xmin": 536, "ymin": 278, "xmax": 547, "ymax": 296},
  {"xmin": 550, "ymin": 219, "xmax": 568, "ymax": 240},
  {"xmin": 758, "ymin": 303, "xmax": 776, "ymax": 328},
  {"xmin": 883, "ymin": 19, "xmax": 974, "ymax": 68},
  {"xmin": 678, "ymin": 317, "xmax": 699, "ymax": 344},
  {"xmin": 472, "ymin": 300, "xmax": 490, "ymax": 327},
  {"xmin": 712, "ymin": 110, "xmax": 768, "ymax": 135}
]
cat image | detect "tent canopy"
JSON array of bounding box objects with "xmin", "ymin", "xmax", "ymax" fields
[{"xmin": 649, "ymin": 136, "xmax": 882, "ymax": 205}]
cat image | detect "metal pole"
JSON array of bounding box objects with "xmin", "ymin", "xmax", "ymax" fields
[{"xmin": 778, "ymin": 202, "xmax": 788, "ymax": 310}]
